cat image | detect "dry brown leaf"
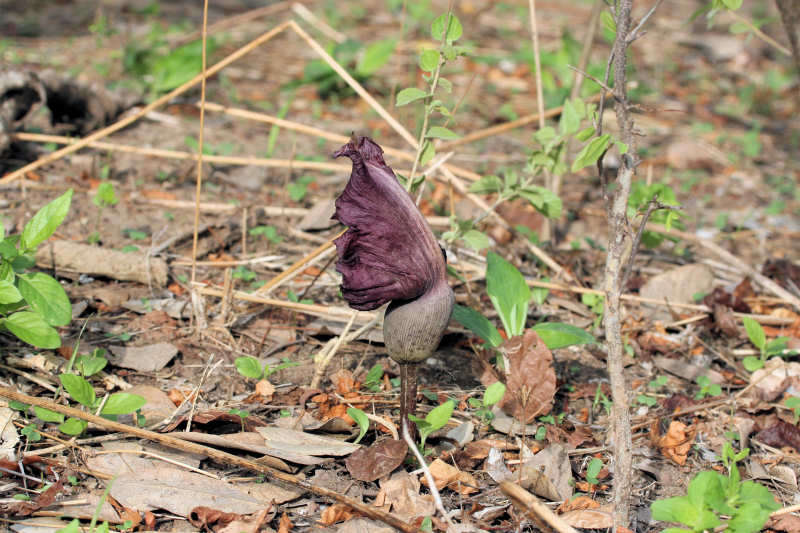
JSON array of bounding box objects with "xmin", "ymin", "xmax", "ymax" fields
[
  {"xmin": 654, "ymin": 421, "xmax": 697, "ymax": 465},
  {"xmin": 319, "ymin": 503, "xmax": 359, "ymax": 525},
  {"xmin": 277, "ymin": 511, "xmax": 293, "ymax": 533},
  {"xmin": 376, "ymin": 471, "xmax": 435, "ymax": 520},
  {"xmin": 422, "ymin": 459, "xmax": 478, "ymax": 495},
  {"xmin": 345, "ymin": 439, "xmax": 407, "ymax": 482},
  {"xmin": 560, "ymin": 503, "xmax": 614, "ymax": 529},
  {"xmin": 557, "ymin": 495, "xmax": 600, "ymax": 513}
]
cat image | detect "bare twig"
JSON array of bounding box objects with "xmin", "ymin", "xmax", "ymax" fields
[
  {"xmin": 622, "ymin": 198, "xmax": 681, "ymax": 286},
  {"xmin": 191, "ymin": 0, "xmax": 210, "ymax": 284},
  {"xmin": 500, "ymin": 481, "xmax": 579, "ymax": 533},
  {"xmin": 403, "ymin": 424, "xmax": 452, "ymax": 526}
]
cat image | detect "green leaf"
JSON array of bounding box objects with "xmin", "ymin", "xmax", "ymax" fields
[
  {"xmin": 419, "ymin": 139, "xmax": 435, "ymax": 165},
  {"xmin": 235, "ymin": 356, "xmax": 264, "ymax": 379},
  {"xmin": 419, "ymin": 49, "xmax": 440, "ymax": 72},
  {"xmin": 101, "ymin": 393, "xmax": 146, "ymax": 415},
  {"xmin": 425, "ymin": 400, "xmax": 454, "ymax": 432},
  {"xmin": 483, "ymin": 382, "xmax": 506, "ymax": 407},
  {"xmin": 452, "ymin": 304, "xmax": 503, "ymax": 347},
  {"xmin": 559, "ymin": 99, "xmax": 580, "ymax": 135},
  {"xmin": 575, "ymin": 126, "xmax": 595, "ymax": 142},
  {"xmin": 93, "ymin": 182, "xmax": 118, "ymax": 207},
  {"xmin": 518, "ymin": 186, "xmax": 562, "ymax": 219},
  {"xmin": 571, "ymin": 134, "xmax": 611, "ymax": 172},
  {"xmin": 356, "ymin": 39, "xmax": 396, "ymax": 76},
  {"xmin": 728, "ymin": 501, "xmax": 774, "ymax": 533},
  {"xmin": 347, "ymin": 407, "xmax": 369, "ymax": 444},
  {"xmin": 721, "ymin": 0, "xmax": 742, "ymax": 9},
  {"xmin": 600, "ymin": 11, "xmax": 617, "ymax": 37},
  {"xmin": 59, "ymin": 374, "xmax": 96, "ymax": 408},
  {"xmin": 0, "ymin": 280, "xmax": 22, "ymax": 304},
  {"xmin": 34, "ymin": 406, "xmax": 65, "ymax": 423},
  {"xmin": 426, "ymin": 126, "xmax": 460, "ymax": 140},
  {"xmin": 462, "ymin": 229, "xmax": 489, "ymax": 251},
  {"xmin": 396, "ymin": 87, "xmax": 427, "ymax": 106},
  {"xmin": 59, "ymin": 418, "xmax": 87, "ymax": 436},
  {"xmin": 56, "ymin": 519, "xmax": 81, "ymax": 533},
  {"xmin": 742, "ymin": 317, "xmax": 766, "ymax": 350},
  {"xmin": 468, "ymin": 175, "xmax": 503, "ymax": 194},
  {"xmin": 743, "ymin": 356, "xmax": 764, "ymax": 371},
  {"xmin": 76, "ymin": 354, "xmax": 108, "ymax": 377},
  {"xmin": 20, "ymin": 423, "xmax": 41, "ymax": 442},
  {"xmin": 431, "ymin": 13, "xmax": 462, "ymax": 42},
  {"xmin": 486, "ymin": 252, "xmax": 530, "ymax": 338},
  {"xmin": 17, "ymin": 272, "xmax": 72, "ymax": 326},
  {"xmin": 532, "ymin": 322, "xmax": 595, "ymax": 349},
  {"xmin": 586, "ymin": 457, "xmax": 603, "ymax": 484},
  {"xmin": 21, "ymin": 189, "xmax": 73, "ymax": 252},
  {"xmin": 3, "ymin": 311, "xmax": 61, "ymax": 348}
]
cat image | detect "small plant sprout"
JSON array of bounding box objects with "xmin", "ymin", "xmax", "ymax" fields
[
  {"xmin": 586, "ymin": 457, "xmax": 603, "ymax": 485},
  {"xmin": 228, "ymin": 408, "xmax": 249, "ymax": 432},
  {"xmin": 408, "ymin": 399, "xmax": 455, "ymax": 450},
  {"xmin": 785, "ymin": 396, "xmax": 800, "ymax": 423},
  {"xmin": 234, "ymin": 356, "xmax": 299, "ymax": 381},
  {"xmin": 469, "ymin": 382, "xmax": 506, "ymax": 424},
  {"xmin": 695, "ymin": 375, "xmax": 722, "ymax": 400},
  {"xmin": 741, "ymin": 316, "xmax": 794, "ymax": 371},
  {"xmin": 347, "ymin": 407, "xmax": 370, "ymax": 444}
]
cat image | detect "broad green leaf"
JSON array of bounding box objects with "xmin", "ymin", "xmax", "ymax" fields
[
  {"xmin": 396, "ymin": 87, "xmax": 427, "ymax": 106},
  {"xmin": 462, "ymin": 229, "xmax": 489, "ymax": 251},
  {"xmin": 76, "ymin": 354, "xmax": 108, "ymax": 377},
  {"xmin": 687, "ymin": 471, "xmax": 724, "ymax": 510},
  {"xmin": 559, "ymin": 99, "xmax": 580, "ymax": 135},
  {"xmin": 34, "ymin": 406, "xmax": 64, "ymax": 423},
  {"xmin": 59, "ymin": 418, "xmax": 87, "ymax": 436},
  {"xmin": 419, "ymin": 49, "xmax": 440, "ymax": 72},
  {"xmin": 101, "ymin": 393, "xmax": 146, "ymax": 415},
  {"xmin": 347, "ymin": 407, "xmax": 369, "ymax": 444},
  {"xmin": 426, "ymin": 126, "xmax": 459, "ymax": 140},
  {"xmin": 356, "ymin": 39, "xmax": 396, "ymax": 76},
  {"xmin": 92, "ymin": 182, "xmax": 118, "ymax": 207},
  {"xmin": 600, "ymin": 11, "xmax": 617, "ymax": 37},
  {"xmin": 235, "ymin": 356, "xmax": 264, "ymax": 379},
  {"xmin": 572, "ymin": 134, "xmax": 611, "ymax": 172},
  {"xmin": 0, "ymin": 261, "xmax": 13, "ymax": 282},
  {"xmin": 486, "ymin": 252, "xmax": 530, "ymax": 338},
  {"xmin": 468, "ymin": 175, "xmax": 503, "ymax": 194},
  {"xmin": 452, "ymin": 304, "xmax": 503, "ymax": 347},
  {"xmin": 431, "ymin": 13, "xmax": 462, "ymax": 42},
  {"xmin": 59, "ymin": 374, "xmax": 96, "ymax": 408},
  {"xmin": 4, "ymin": 311, "xmax": 61, "ymax": 348},
  {"xmin": 17, "ymin": 272, "xmax": 72, "ymax": 326},
  {"xmin": 425, "ymin": 400, "xmax": 454, "ymax": 432},
  {"xmin": 739, "ymin": 480, "xmax": 780, "ymax": 510},
  {"xmin": 532, "ymin": 322, "xmax": 595, "ymax": 349},
  {"xmin": 518, "ymin": 186, "xmax": 562, "ymax": 219},
  {"xmin": 586, "ymin": 458, "xmax": 603, "ymax": 483},
  {"xmin": 742, "ymin": 316, "xmax": 766, "ymax": 350},
  {"xmin": 419, "ymin": 139, "xmax": 435, "ymax": 165},
  {"xmin": 55, "ymin": 519, "xmax": 81, "ymax": 533},
  {"xmin": 483, "ymin": 382, "xmax": 506, "ymax": 406},
  {"xmin": 727, "ymin": 501, "xmax": 774, "ymax": 533},
  {"xmin": 575, "ymin": 126, "xmax": 595, "ymax": 142},
  {"xmin": 721, "ymin": 0, "xmax": 742, "ymax": 9},
  {"xmin": 0, "ymin": 280, "xmax": 22, "ymax": 304},
  {"xmin": 21, "ymin": 189, "xmax": 73, "ymax": 251}
]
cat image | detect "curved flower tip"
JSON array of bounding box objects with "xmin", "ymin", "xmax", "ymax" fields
[{"xmin": 332, "ymin": 136, "xmax": 447, "ymax": 311}]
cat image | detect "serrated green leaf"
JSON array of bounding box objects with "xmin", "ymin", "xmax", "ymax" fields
[
  {"xmin": 59, "ymin": 374, "xmax": 96, "ymax": 408},
  {"xmin": 426, "ymin": 126, "xmax": 459, "ymax": 140},
  {"xmin": 437, "ymin": 77, "xmax": 452, "ymax": 93},
  {"xmin": 356, "ymin": 39, "xmax": 396, "ymax": 76},
  {"xmin": 101, "ymin": 393, "xmax": 146, "ymax": 415},
  {"xmin": 486, "ymin": 252, "xmax": 530, "ymax": 338},
  {"xmin": 452, "ymin": 304, "xmax": 503, "ymax": 347},
  {"xmin": 347, "ymin": 407, "xmax": 369, "ymax": 444},
  {"xmin": 235, "ymin": 356, "xmax": 264, "ymax": 379},
  {"xmin": 532, "ymin": 322, "xmax": 595, "ymax": 349},
  {"xmin": 425, "ymin": 400, "xmax": 454, "ymax": 432},
  {"xmin": 518, "ymin": 186, "xmax": 562, "ymax": 219},
  {"xmin": 396, "ymin": 87, "xmax": 427, "ymax": 106},
  {"xmin": 431, "ymin": 13, "xmax": 462, "ymax": 42},
  {"xmin": 483, "ymin": 382, "xmax": 506, "ymax": 406},
  {"xmin": 0, "ymin": 280, "xmax": 22, "ymax": 304},
  {"xmin": 17, "ymin": 272, "xmax": 72, "ymax": 326},
  {"xmin": 419, "ymin": 49, "xmax": 440, "ymax": 72},
  {"xmin": 468, "ymin": 175, "xmax": 503, "ymax": 194},
  {"xmin": 572, "ymin": 134, "xmax": 611, "ymax": 172},
  {"xmin": 34, "ymin": 406, "xmax": 64, "ymax": 423},
  {"xmin": 4, "ymin": 311, "xmax": 61, "ymax": 348},
  {"xmin": 21, "ymin": 189, "xmax": 73, "ymax": 251},
  {"xmin": 742, "ymin": 316, "xmax": 766, "ymax": 350}
]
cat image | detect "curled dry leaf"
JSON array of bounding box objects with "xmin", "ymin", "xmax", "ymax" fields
[
  {"xmin": 422, "ymin": 458, "xmax": 479, "ymax": 495},
  {"xmin": 749, "ymin": 358, "xmax": 800, "ymax": 402},
  {"xmin": 319, "ymin": 503, "xmax": 360, "ymax": 526},
  {"xmin": 345, "ymin": 439, "xmax": 407, "ymax": 482},
  {"xmin": 560, "ymin": 503, "xmax": 614, "ymax": 529},
  {"xmin": 755, "ymin": 420, "xmax": 800, "ymax": 453},
  {"xmin": 652, "ymin": 420, "xmax": 697, "ymax": 465},
  {"xmin": 482, "ymin": 329, "xmax": 555, "ymax": 424}
]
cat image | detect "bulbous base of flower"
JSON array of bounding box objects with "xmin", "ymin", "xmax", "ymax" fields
[{"xmin": 383, "ymin": 280, "xmax": 454, "ymax": 364}]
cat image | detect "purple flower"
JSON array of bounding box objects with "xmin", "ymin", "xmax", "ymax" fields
[{"xmin": 332, "ymin": 136, "xmax": 448, "ymax": 312}]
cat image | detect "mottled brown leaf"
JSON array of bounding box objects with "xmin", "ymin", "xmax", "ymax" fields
[
  {"xmin": 495, "ymin": 329, "xmax": 556, "ymax": 423},
  {"xmin": 755, "ymin": 420, "xmax": 800, "ymax": 453},
  {"xmin": 345, "ymin": 439, "xmax": 407, "ymax": 482},
  {"xmin": 653, "ymin": 420, "xmax": 696, "ymax": 465}
]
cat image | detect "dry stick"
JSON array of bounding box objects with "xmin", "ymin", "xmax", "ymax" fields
[
  {"xmin": 310, "ymin": 311, "xmax": 358, "ymax": 389},
  {"xmin": 176, "ymin": 0, "xmax": 295, "ymax": 44},
  {"xmin": 0, "ymin": 20, "xmax": 293, "ymax": 185},
  {"xmin": 402, "ymin": 424, "xmax": 452, "ymax": 527},
  {"xmin": 12, "ymin": 132, "xmax": 351, "ymax": 173},
  {"xmin": 288, "ymin": 20, "xmax": 417, "ymax": 148},
  {"xmin": 500, "ymin": 481, "xmax": 579, "ymax": 533},
  {"xmin": 644, "ymin": 223, "xmax": 800, "ymax": 310},
  {"xmin": 191, "ymin": 0, "xmax": 211, "ymax": 285},
  {"xmin": 728, "ymin": 9, "xmax": 791, "ymax": 56},
  {"xmin": 0, "ymin": 387, "xmax": 416, "ymax": 533},
  {"xmin": 602, "ymin": 0, "xmax": 639, "ymax": 527},
  {"xmin": 292, "ymin": 2, "xmax": 346, "ymax": 43},
  {"xmin": 197, "ymin": 102, "xmax": 483, "ymax": 181}
]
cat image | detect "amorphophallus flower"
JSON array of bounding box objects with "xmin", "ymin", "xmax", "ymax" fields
[{"xmin": 332, "ymin": 135, "xmax": 454, "ymax": 438}]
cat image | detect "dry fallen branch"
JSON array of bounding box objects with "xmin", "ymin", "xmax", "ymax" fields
[
  {"xmin": 500, "ymin": 481, "xmax": 579, "ymax": 533},
  {"xmin": 0, "ymin": 387, "xmax": 417, "ymax": 533}
]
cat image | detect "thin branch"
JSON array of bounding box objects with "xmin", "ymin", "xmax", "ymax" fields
[
  {"xmin": 622, "ymin": 197, "xmax": 682, "ymax": 287},
  {"xmin": 191, "ymin": 0, "xmax": 210, "ymax": 284},
  {"xmin": 627, "ymin": 0, "xmax": 665, "ymax": 43}
]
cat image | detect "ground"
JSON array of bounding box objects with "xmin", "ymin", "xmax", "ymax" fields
[{"xmin": 1, "ymin": 0, "xmax": 799, "ymax": 532}]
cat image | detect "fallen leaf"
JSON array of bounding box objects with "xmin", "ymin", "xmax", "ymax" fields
[
  {"xmin": 319, "ymin": 503, "xmax": 359, "ymax": 526},
  {"xmin": 518, "ymin": 443, "xmax": 573, "ymax": 501},
  {"xmin": 653, "ymin": 421, "xmax": 696, "ymax": 465},
  {"xmin": 108, "ymin": 342, "xmax": 178, "ymax": 372},
  {"xmin": 376, "ymin": 471, "xmax": 434, "ymax": 520},
  {"xmin": 557, "ymin": 495, "xmax": 600, "ymax": 513},
  {"xmin": 766, "ymin": 513, "xmax": 800, "ymax": 533},
  {"xmin": 755, "ymin": 420, "xmax": 800, "ymax": 453},
  {"xmin": 749, "ymin": 358, "xmax": 800, "ymax": 402},
  {"xmin": 495, "ymin": 329, "xmax": 556, "ymax": 422},
  {"xmin": 256, "ymin": 427, "xmax": 360, "ymax": 457},
  {"xmin": 560, "ymin": 503, "xmax": 614, "ymax": 529},
  {"xmin": 335, "ymin": 518, "xmax": 395, "ymax": 533},
  {"xmin": 277, "ymin": 511, "xmax": 293, "ymax": 533},
  {"xmin": 345, "ymin": 439, "xmax": 407, "ymax": 482},
  {"xmin": 423, "ymin": 459, "xmax": 478, "ymax": 495}
]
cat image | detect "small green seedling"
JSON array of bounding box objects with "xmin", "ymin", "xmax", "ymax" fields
[
  {"xmin": 363, "ymin": 364, "xmax": 384, "ymax": 392},
  {"xmin": 75, "ymin": 348, "xmax": 109, "ymax": 377},
  {"xmin": 468, "ymin": 381, "xmax": 506, "ymax": 424},
  {"xmin": 0, "ymin": 189, "xmax": 73, "ymax": 348},
  {"xmin": 695, "ymin": 375, "xmax": 722, "ymax": 400},
  {"xmin": 585, "ymin": 457, "xmax": 603, "ymax": 485},
  {"xmin": 234, "ymin": 356, "xmax": 298, "ymax": 381},
  {"xmin": 249, "ymin": 225, "xmax": 282, "ymax": 245},
  {"xmin": 408, "ymin": 399, "xmax": 455, "ymax": 450},
  {"xmin": 228, "ymin": 408, "xmax": 249, "ymax": 432},
  {"xmin": 741, "ymin": 317, "xmax": 793, "ymax": 371},
  {"xmin": 89, "ymin": 180, "xmax": 119, "ymax": 244},
  {"xmin": 593, "ymin": 385, "xmax": 612, "ymax": 416},
  {"xmin": 785, "ymin": 396, "xmax": 800, "ymax": 423},
  {"xmin": 347, "ymin": 407, "xmax": 369, "ymax": 444},
  {"xmin": 637, "ymin": 394, "xmax": 658, "ymax": 407},
  {"xmin": 649, "ymin": 375, "xmax": 668, "ymax": 389},
  {"xmin": 651, "ymin": 442, "xmax": 779, "ymax": 533}
]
